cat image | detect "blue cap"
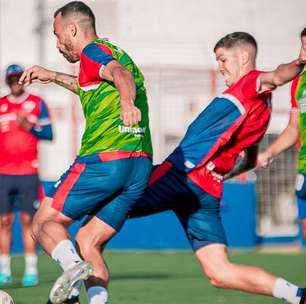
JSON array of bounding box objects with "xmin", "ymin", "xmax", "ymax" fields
[{"xmin": 6, "ymin": 64, "xmax": 24, "ymax": 80}]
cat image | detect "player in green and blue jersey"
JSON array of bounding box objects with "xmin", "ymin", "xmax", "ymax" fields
[{"xmin": 19, "ymin": 2, "xmax": 152, "ymax": 303}]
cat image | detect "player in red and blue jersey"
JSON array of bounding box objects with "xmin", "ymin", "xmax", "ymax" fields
[
  {"xmin": 0, "ymin": 64, "xmax": 53, "ymax": 287},
  {"xmin": 126, "ymin": 32, "xmax": 306, "ymax": 304},
  {"xmin": 19, "ymin": 2, "xmax": 152, "ymax": 303}
]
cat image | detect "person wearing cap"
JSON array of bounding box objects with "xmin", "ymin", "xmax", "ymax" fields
[{"xmin": 0, "ymin": 64, "xmax": 53, "ymax": 287}]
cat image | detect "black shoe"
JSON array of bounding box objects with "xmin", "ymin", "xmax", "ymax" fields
[
  {"xmin": 299, "ymin": 288, "xmax": 306, "ymax": 304},
  {"xmin": 46, "ymin": 296, "xmax": 80, "ymax": 304}
]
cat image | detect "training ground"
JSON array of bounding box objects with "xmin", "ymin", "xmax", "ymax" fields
[{"xmin": 2, "ymin": 250, "xmax": 306, "ymax": 304}]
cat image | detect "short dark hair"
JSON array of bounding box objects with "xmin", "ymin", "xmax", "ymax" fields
[
  {"xmin": 301, "ymin": 27, "xmax": 306, "ymax": 38},
  {"xmin": 213, "ymin": 32, "xmax": 258, "ymax": 55},
  {"xmin": 54, "ymin": 1, "xmax": 96, "ymax": 29}
]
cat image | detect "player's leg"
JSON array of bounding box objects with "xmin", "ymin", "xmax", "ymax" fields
[
  {"xmin": 0, "ymin": 175, "xmax": 15, "ymax": 285},
  {"xmin": 75, "ymin": 217, "xmax": 116, "ymax": 304},
  {"xmin": 18, "ymin": 174, "xmax": 41, "ymax": 286},
  {"xmin": 196, "ymin": 244, "xmax": 304, "ymax": 303},
  {"xmin": 46, "ymin": 158, "xmax": 150, "ymax": 303},
  {"xmin": 180, "ymin": 181, "xmax": 305, "ymax": 304}
]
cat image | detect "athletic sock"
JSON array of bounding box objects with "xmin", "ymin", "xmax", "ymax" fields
[
  {"xmin": 51, "ymin": 239, "xmax": 83, "ymax": 271},
  {"xmin": 0, "ymin": 255, "xmax": 11, "ymax": 276},
  {"xmin": 24, "ymin": 254, "xmax": 38, "ymax": 275},
  {"xmin": 88, "ymin": 286, "xmax": 108, "ymax": 304},
  {"xmin": 273, "ymin": 278, "xmax": 303, "ymax": 304}
]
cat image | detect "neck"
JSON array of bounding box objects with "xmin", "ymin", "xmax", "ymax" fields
[{"xmin": 11, "ymin": 91, "xmax": 24, "ymax": 97}]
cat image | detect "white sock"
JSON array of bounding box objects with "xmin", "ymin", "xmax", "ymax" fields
[
  {"xmin": 88, "ymin": 286, "xmax": 108, "ymax": 304},
  {"xmin": 51, "ymin": 239, "xmax": 83, "ymax": 271},
  {"xmin": 273, "ymin": 278, "xmax": 302, "ymax": 304},
  {"xmin": 24, "ymin": 254, "xmax": 38, "ymax": 275},
  {"xmin": 69, "ymin": 280, "xmax": 82, "ymax": 299},
  {"xmin": 0, "ymin": 255, "xmax": 11, "ymax": 276}
]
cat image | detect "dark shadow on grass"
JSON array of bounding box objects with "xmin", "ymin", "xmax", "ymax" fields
[{"xmin": 111, "ymin": 272, "xmax": 187, "ymax": 280}]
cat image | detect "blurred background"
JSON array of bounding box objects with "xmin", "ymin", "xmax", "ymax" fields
[{"xmin": 0, "ymin": 0, "xmax": 305, "ymax": 249}]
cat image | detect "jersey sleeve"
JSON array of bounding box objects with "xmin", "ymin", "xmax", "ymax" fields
[
  {"xmin": 241, "ymin": 71, "xmax": 268, "ymax": 98},
  {"xmin": 290, "ymin": 76, "xmax": 300, "ymax": 110},
  {"xmin": 79, "ymin": 42, "xmax": 114, "ymax": 83}
]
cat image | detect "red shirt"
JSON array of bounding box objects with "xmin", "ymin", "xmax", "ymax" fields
[
  {"xmin": 0, "ymin": 93, "xmax": 49, "ymax": 175},
  {"xmin": 188, "ymin": 70, "xmax": 272, "ymax": 197}
]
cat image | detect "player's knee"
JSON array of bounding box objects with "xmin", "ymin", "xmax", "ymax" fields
[
  {"xmin": 204, "ymin": 265, "xmax": 233, "ymax": 289},
  {"xmin": 75, "ymin": 230, "xmax": 105, "ymax": 257},
  {"xmin": 0, "ymin": 215, "xmax": 13, "ymax": 230},
  {"xmin": 20, "ymin": 213, "xmax": 33, "ymax": 226}
]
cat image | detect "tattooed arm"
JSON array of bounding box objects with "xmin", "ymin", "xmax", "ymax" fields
[{"xmin": 19, "ymin": 65, "xmax": 78, "ymax": 94}]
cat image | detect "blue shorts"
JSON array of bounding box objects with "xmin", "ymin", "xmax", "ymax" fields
[
  {"xmin": 48, "ymin": 156, "xmax": 152, "ymax": 231},
  {"xmin": 129, "ymin": 162, "xmax": 227, "ymax": 251},
  {"xmin": 295, "ymin": 173, "xmax": 306, "ymax": 219},
  {"xmin": 0, "ymin": 174, "xmax": 40, "ymax": 215}
]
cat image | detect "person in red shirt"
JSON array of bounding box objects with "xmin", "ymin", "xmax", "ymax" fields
[{"xmin": 0, "ymin": 64, "xmax": 53, "ymax": 287}]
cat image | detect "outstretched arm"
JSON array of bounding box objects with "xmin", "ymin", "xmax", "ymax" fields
[
  {"xmin": 259, "ymin": 43, "xmax": 306, "ymax": 92},
  {"xmin": 102, "ymin": 60, "xmax": 140, "ymax": 126},
  {"xmin": 256, "ymin": 110, "xmax": 299, "ymax": 169},
  {"xmin": 19, "ymin": 65, "xmax": 78, "ymax": 94},
  {"xmin": 224, "ymin": 145, "xmax": 259, "ymax": 181}
]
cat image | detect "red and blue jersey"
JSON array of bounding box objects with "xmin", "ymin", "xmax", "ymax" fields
[
  {"xmin": 0, "ymin": 93, "xmax": 52, "ymax": 175},
  {"xmin": 167, "ymin": 70, "xmax": 272, "ymax": 197}
]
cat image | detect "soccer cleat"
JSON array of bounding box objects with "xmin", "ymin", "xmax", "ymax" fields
[
  {"xmin": 46, "ymin": 296, "xmax": 80, "ymax": 304},
  {"xmin": 49, "ymin": 261, "xmax": 93, "ymax": 304},
  {"xmin": 22, "ymin": 273, "xmax": 39, "ymax": 287},
  {"xmin": 299, "ymin": 288, "xmax": 306, "ymax": 304},
  {"xmin": 0, "ymin": 273, "xmax": 12, "ymax": 285}
]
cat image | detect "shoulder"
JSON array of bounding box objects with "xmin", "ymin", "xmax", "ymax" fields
[{"xmin": 82, "ymin": 40, "xmax": 113, "ymax": 58}]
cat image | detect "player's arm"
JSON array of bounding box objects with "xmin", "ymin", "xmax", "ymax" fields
[
  {"xmin": 102, "ymin": 60, "xmax": 140, "ymax": 126},
  {"xmin": 256, "ymin": 110, "xmax": 299, "ymax": 169},
  {"xmin": 30, "ymin": 100, "xmax": 54, "ymax": 141},
  {"xmin": 259, "ymin": 43, "xmax": 306, "ymax": 92},
  {"xmin": 223, "ymin": 145, "xmax": 258, "ymax": 181},
  {"xmin": 18, "ymin": 65, "xmax": 78, "ymax": 94}
]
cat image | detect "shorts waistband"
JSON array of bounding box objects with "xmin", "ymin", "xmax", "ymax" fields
[{"xmin": 76, "ymin": 151, "xmax": 152, "ymax": 164}]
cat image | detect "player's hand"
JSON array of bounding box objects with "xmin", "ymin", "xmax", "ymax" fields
[
  {"xmin": 256, "ymin": 150, "xmax": 273, "ymax": 169},
  {"xmin": 18, "ymin": 65, "xmax": 56, "ymax": 86},
  {"xmin": 120, "ymin": 101, "xmax": 141, "ymax": 126},
  {"xmin": 16, "ymin": 111, "xmax": 33, "ymax": 130}
]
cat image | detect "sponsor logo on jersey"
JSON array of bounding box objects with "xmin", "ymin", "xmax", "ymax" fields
[
  {"xmin": 118, "ymin": 125, "xmax": 146, "ymax": 137},
  {"xmin": 22, "ymin": 101, "xmax": 36, "ymax": 112}
]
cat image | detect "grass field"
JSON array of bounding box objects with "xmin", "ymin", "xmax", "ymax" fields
[{"xmin": 2, "ymin": 250, "xmax": 306, "ymax": 304}]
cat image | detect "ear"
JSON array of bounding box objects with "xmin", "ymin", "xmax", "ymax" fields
[
  {"xmin": 68, "ymin": 23, "xmax": 77, "ymax": 37},
  {"xmin": 240, "ymin": 50, "xmax": 250, "ymax": 66}
]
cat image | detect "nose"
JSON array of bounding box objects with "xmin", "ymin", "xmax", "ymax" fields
[{"xmin": 217, "ymin": 63, "xmax": 224, "ymax": 73}]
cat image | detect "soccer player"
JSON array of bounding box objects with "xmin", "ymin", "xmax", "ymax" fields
[
  {"xmin": 125, "ymin": 32, "xmax": 305, "ymax": 303},
  {"xmin": 0, "ymin": 64, "xmax": 53, "ymax": 287},
  {"xmin": 257, "ymin": 27, "xmax": 306, "ymax": 243},
  {"xmin": 19, "ymin": 1, "xmax": 152, "ymax": 304}
]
